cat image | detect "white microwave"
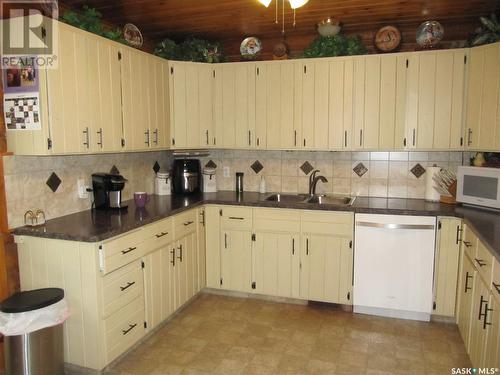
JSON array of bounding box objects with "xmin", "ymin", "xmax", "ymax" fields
[{"xmin": 457, "ymin": 166, "xmax": 500, "ymax": 210}]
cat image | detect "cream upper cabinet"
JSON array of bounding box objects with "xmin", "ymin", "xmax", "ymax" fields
[
  {"xmin": 147, "ymin": 57, "xmax": 169, "ymax": 149},
  {"xmin": 433, "ymin": 218, "xmax": 462, "ymax": 317},
  {"xmin": 168, "ymin": 61, "xmax": 191, "ymax": 148},
  {"xmin": 465, "ymin": 42, "xmax": 500, "ymax": 150},
  {"xmin": 234, "ymin": 63, "xmax": 256, "ymax": 148},
  {"xmin": 198, "ymin": 64, "xmax": 216, "ymax": 148},
  {"xmin": 254, "ymin": 63, "xmax": 268, "ymax": 148},
  {"xmin": 405, "ymin": 49, "xmax": 468, "ymax": 150}
]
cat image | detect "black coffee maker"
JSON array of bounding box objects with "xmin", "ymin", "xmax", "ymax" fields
[
  {"xmin": 172, "ymin": 159, "xmax": 201, "ymax": 195},
  {"xmin": 92, "ymin": 173, "xmax": 128, "ymax": 210}
]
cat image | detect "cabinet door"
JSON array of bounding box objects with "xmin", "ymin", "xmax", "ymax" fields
[
  {"xmin": 255, "ymin": 63, "xmax": 267, "ymax": 148},
  {"xmin": 279, "ymin": 62, "xmax": 296, "ymax": 149},
  {"xmin": 199, "ymin": 64, "xmax": 214, "ymax": 148},
  {"xmin": 220, "ymin": 229, "xmax": 252, "ymax": 292},
  {"xmin": 465, "ymin": 42, "xmax": 500, "ymax": 150},
  {"xmin": 379, "ymin": 55, "xmax": 402, "ymax": 150},
  {"xmin": 329, "ymin": 58, "xmax": 354, "ymax": 150},
  {"xmin": 484, "ymin": 294, "xmax": 500, "ymax": 368},
  {"xmin": 266, "ymin": 63, "xmax": 281, "ymax": 150},
  {"xmin": 253, "ymin": 232, "xmax": 299, "ymax": 298},
  {"xmin": 469, "ymin": 278, "xmax": 490, "ymax": 366},
  {"xmin": 301, "ymin": 61, "xmax": 315, "ymax": 149},
  {"xmin": 46, "ymin": 23, "xmax": 90, "ymax": 154},
  {"xmin": 205, "ymin": 206, "xmax": 221, "ymax": 289},
  {"xmin": 234, "ymin": 63, "xmax": 256, "ymax": 148},
  {"xmin": 149, "ymin": 58, "xmax": 169, "ymax": 149},
  {"xmin": 300, "ymin": 234, "xmax": 352, "ymax": 304},
  {"xmin": 174, "ymin": 238, "xmax": 188, "ymax": 308},
  {"xmin": 143, "ymin": 246, "xmax": 173, "ymax": 331},
  {"xmin": 185, "ymin": 63, "xmax": 200, "ymax": 148},
  {"xmin": 363, "ymin": 55, "xmax": 381, "ymax": 149},
  {"xmin": 433, "ymin": 218, "xmax": 462, "ymax": 317},
  {"xmin": 457, "ymin": 255, "xmax": 477, "ymax": 352},
  {"xmin": 213, "ymin": 66, "xmax": 223, "ymax": 147},
  {"xmin": 221, "ymin": 64, "xmax": 236, "ymax": 147},
  {"xmin": 353, "ymin": 57, "xmax": 366, "ymax": 149},
  {"xmin": 168, "ymin": 62, "xmax": 187, "ymax": 148},
  {"xmin": 184, "ymin": 231, "xmax": 198, "ymax": 301},
  {"xmin": 196, "ymin": 207, "xmax": 207, "ymax": 292}
]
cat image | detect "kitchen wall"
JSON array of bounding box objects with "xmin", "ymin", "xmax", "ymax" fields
[
  {"xmin": 198, "ymin": 150, "xmax": 465, "ymax": 198},
  {"xmin": 3, "ymin": 151, "xmax": 171, "ymax": 229}
]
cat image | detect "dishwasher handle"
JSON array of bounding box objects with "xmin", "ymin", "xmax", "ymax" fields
[{"xmin": 356, "ymin": 222, "xmax": 435, "ymax": 230}]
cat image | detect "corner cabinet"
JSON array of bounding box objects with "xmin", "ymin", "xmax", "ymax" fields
[{"xmin": 14, "ymin": 207, "xmax": 205, "ymax": 371}]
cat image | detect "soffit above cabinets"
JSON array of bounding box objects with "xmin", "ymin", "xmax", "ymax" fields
[{"xmin": 60, "ymin": 0, "xmax": 499, "ymax": 42}]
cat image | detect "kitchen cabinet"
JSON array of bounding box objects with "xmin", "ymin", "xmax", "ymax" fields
[
  {"xmin": 219, "ymin": 207, "xmax": 253, "ymax": 292},
  {"xmin": 485, "ymin": 284, "xmax": 500, "ymax": 367},
  {"xmin": 199, "ymin": 64, "xmax": 216, "ymax": 147},
  {"xmin": 457, "ymin": 253, "xmax": 477, "ymax": 351},
  {"xmin": 469, "ymin": 276, "xmax": 490, "ymax": 365},
  {"xmin": 465, "ymin": 42, "xmax": 500, "ymax": 150},
  {"xmin": 252, "ymin": 209, "xmax": 300, "ymax": 298},
  {"xmin": 205, "ymin": 206, "xmax": 221, "ymax": 289},
  {"xmin": 300, "ymin": 211, "xmax": 353, "ymax": 304},
  {"xmin": 196, "ymin": 207, "xmax": 207, "ymax": 291},
  {"xmin": 405, "ymin": 49, "xmax": 468, "ymax": 150},
  {"xmin": 433, "ymin": 218, "xmax": 462, "ymax": 317},
  {"xmin": 254, "ymin": 63, "xmax": 268, "ymax": 148}
]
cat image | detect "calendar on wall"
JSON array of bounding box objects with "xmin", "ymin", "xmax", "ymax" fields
[{"xmin": 2, "ymin": 56, "xmax": 42, "ymax": 131}]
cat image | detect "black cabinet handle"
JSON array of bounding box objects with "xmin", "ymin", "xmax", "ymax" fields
[
  {"xmin": 170, "ymin": 248, "xmax": 175, "ymax": 266},
  {"xmin": 155, "ymin": 231, "xmax": 168, "ymax": 238},
  {"xmin": 465, "ymin": 272, "xmax": 473, "ymax": 293},
  {"xmin": 97, "ymin": 128, "xmax": 103, "ymax": 148},
  {"xmin": 294, "ymin": 130, "xmax": 297, "ymax": 146},
  {"xmin": 493, "ymin": 283, "xmax": 500, "ymax": 295},
  {"xmin": 359, "ymin": 129, "xmax": 363, "ymax": 147},
  {"xmin": 121, "ymin": 247, "xmax": 137, "ymax": 255},
  {"xmin": 122, "ymin": 323, "xmax": 137, "ymax": 335},
  {"xmin": 120, "ymin": 281, "xmax": 135, "ymax": 291},
  {"xmin": 412, "ymin": 128, "xmax": 416, "ymax": 146},
  {"xmin": 177, "ymin": 244, "xmax": 183, "ymax": 261},
  {"xmin": 206, "ymin": 130, "xmax": 209, "ymax": 145},
  {"xmin": 306, "ymin": 238, "xmax": 309, "ymax": 255},
  {"xmin": 153, "ymin": 129, "xmax": 158, "ymax": 145},
  {"xmin": 464, "ymin": 241, "xmax": 472, "ymax": 248},
  {"xmin": 292, "ymin": 238, "xmax": 295, "ymax": 255},
  {"xmin": 224, "ymin": 233, "xmax": 228, "ymax": 249},
  {"xmin": 228, "ymin": 217, "xmax": 244, "ymax": 220},
  {"xmin": 483, "ymin": 303, "xmax": 493, "ymax": 330},
  {"xmin": 183, "ymin": 221, "xmax": 194, "ymax": 226},
  {"xmin": 344, "ymin": 130, "xmax": 347, "ymax": 148},
  {"xmin": 456, "ymin": 226, "xmax": 463, "ymax": 244},
  {"xmin": 479, "ymin": 295, "xmax": 487, "ymax": 320},
  {"xmin": 83, "ymin": 127, "xmax": 90, "ymax": 148},
  {"xmin": 248, "ymin": 130, "xmax": 251, "ymax": 146},
  {"xmin": 200, "ymin": 210, "xmax": 206, "ymax": 226},
  {"xmin": 145, "ymin": 129, "xmax": 150, "ymax": 146},
  {"xmin": 475, "ymin": 258, "xmax": 487, "ymax": 267}
]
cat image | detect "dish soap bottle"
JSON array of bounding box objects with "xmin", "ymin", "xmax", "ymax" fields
[{"xmin": 259, "ymin": 176, "xmax": 266, "ymax": 194}]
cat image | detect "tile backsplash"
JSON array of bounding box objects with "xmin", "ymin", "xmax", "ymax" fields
[
  {"xmin": 197, "ymin": 150, "xmax": 465, "ymax": 199},
  {"xmin": 3, "ymin": 152, "xmax": 171, "ymax": 229}
]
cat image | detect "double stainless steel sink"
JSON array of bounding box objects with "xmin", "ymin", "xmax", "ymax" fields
[{"xmin": 263, "ymin": 193, "xmax": 356, "ymax": 207}]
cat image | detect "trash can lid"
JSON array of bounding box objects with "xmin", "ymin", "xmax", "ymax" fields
[{"xmin": 0, "ymin": 288, "xmax": 64, "ymax": 313}]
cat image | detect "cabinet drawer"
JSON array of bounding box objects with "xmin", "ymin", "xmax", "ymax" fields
[
  {"xmin": 301, "ymin": 211, "xmax": 353, "ymax": 237},
  {"xmin": 174, "ymin": 210, "xmax": 197, "ymax": 239},
  {"xmin": 462, "ymin": 224, "xmax": 478, "ymax": 261},
  {"xmin": 104, "ymin": 296, "xmax": 145, "ymax": 365},
  {"xmin": 142, "ymin": 218, "xmax": 173, "ymax": 253},
  {"xmin": 475, "ymin": 241, "xmax": 494, "ymax": 286},
  {"xmin": 253, "ymin": 208, "xmax": 300, "ymax": 232},
  {"xmin": 102, "ymin": 260, "xmax": 144, "ymax": 318},
  {"xmin": 493, "ymin": 258, "xmax": 500, "ymax": 301},
  {"xmin": 101, "ymin": 231, "xmax": 147, "ymax": 274},
  {"xmin": 221, "ymin": 206, "xmax": 252, "ymax": 230}
]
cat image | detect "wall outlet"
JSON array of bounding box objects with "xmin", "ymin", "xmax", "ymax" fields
[
  {"xmin": 223, "ymin": 166, "xmax": 230, "ymax": 178},
  {"xmin": 77, "ymin": 179, "xmax": 89, "ymax": 199}
]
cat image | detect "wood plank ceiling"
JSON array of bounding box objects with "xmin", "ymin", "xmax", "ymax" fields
[{"xmin": 50, "ymin": 0, "xmax": 500, "ymax": 58}]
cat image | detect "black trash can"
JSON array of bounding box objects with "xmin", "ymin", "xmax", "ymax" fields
[{"xmin": 0, "ymin": 288, "xmax": 65, "ymax": 375}]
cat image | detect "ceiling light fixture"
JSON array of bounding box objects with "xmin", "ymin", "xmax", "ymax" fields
[{"xmin": 257, "ymin": 0, "xmax": 309, "ymax": 34}]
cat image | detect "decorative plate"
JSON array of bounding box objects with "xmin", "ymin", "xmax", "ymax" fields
[
  {"xmin": 240, "ymin": 37, "xmax": 262, "ymax": 59},
  {"xmin": 123, "ymin": 23, "xmax": 143, "ymax": 48},
  {"xmin": 416, "ymin": 21, "xmax": 444, "ymax": 49},
  {"xmin": 374, "ymin": 25, "xmax": 402, "ymax": 52}
]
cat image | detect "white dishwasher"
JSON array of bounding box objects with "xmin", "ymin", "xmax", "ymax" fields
[{"xmin": 353, "ymin": 213, "xmax": 436, "ymax": 321}]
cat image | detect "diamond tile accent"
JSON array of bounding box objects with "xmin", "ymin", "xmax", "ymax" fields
[
  {"xmin": 250, "ymin": 160, "xmax": 264, "ymax": 174},
  {"xmin": 46, "ymin": 172, "xmax": 61, "ymax": 192},
  {"xmin": 300, "ymin": 161, "xmax": 314, "ymax": 175},
  {"xmin": 410, "ymin": 163, "xmax": 426, "ymax": 178},
  {"xmin": 110, "ymin": 165, "xmax": 120, "ymax": 175},
  {"xmin": 353, "ymin": 162, "xmax": 368, "ymax": 177},
  {"xmin": 153, "ymin": 161, "xmax": 161, "ymax": 174},
  {"xmin": 205, "ymin": 160, "xmax": 217, "ymax": 169}
]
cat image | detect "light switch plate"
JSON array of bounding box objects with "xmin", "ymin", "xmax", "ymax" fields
[
  {"xmin": 77, "ymin": 179, "xmax": 89, "ymax": 199},
  {"xmin": 223, "ymin": 166, "xmax": 230, "ymax": 178}
]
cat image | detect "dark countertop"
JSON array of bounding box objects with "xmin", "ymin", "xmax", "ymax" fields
[{"xmin": 13, "ymin": 191, "xmax": 500, "ymax": 261}]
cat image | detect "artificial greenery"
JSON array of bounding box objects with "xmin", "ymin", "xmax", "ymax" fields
[
  {"xmin": 302, "ymin": 34, "xmax": 366, "ymax": 58},
  {"xmin": 60, "ymin": 6, "xmax": 126, "ymax": 44},
  {"xmin": 469, "ymin": 14, "xmax": 499, "ymax": 46},
  {"xmin": 155, "ymin": 37, "xmax": 224, "ymax": 63}
]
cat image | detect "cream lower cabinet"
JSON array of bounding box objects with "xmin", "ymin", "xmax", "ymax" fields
[
  {"xmin": 485, "ymin": 286, "xmax": 500, "ymax": 367},
  {"xmin": 14, "ymin": 207, "xmax": 204, "ymax": 371},
  {"xmin": 433, "ymin": 217, "xmax": 462, "ymax": 317},
  {"xmin": 300, "ymin": 211, "xmax": 354, "ymax": 304}
]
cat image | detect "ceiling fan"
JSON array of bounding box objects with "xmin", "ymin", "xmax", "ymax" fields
[
  {"xmin": 257, "ymin": 0, "xmax": 309, "ymax": 9},
  {"xmin": 257, "ymin": 0, "xmax": 310, "ymax": 34}
]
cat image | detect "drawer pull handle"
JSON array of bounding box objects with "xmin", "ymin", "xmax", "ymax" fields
[
  {"xmin": 479, "ymin": 295, "xmax": 487, "ymax": 320},
  {"xmin": 120, "ymin": 281, "xmax": 135, "ymax": 291},
  {"xmin": 493, "ymin": 283, "xmax": 500, "ymax": 295},
  {"xmin": 465, "ymin": 272, "xmax": 473, "ymax": 293},
  {"xmin": 155, "ymin": 232, "xmax": 168, "ymax": 238},
  {"xmin": 228, "ymin": 217, "xmax": 244, "ymax": 220},
  {"xmin": 121, "ymin": 247, "xmax": 137, "ymax": 255},
  {"xmin": 183, "ymin": 221, "xmax": 194, "ymax": 226},
  {"xmin": 177, "ymin": 244, "xmax": 183, "ymax": 262},
  {"xmin": 464, "ymin": 241, "xmax": 472, "ymax": 248},
  {"xmin": 484, "ymin": 303, "xmax": 493, "ymax": 330},
  {"xmin": 170, "ymin": 249, "xmax": 175, "ymax": 266},
  {"xmin": 475, "ymin": 258, "xmax": 487, "ymax": 267},
  {"xmin": 122, "ymin": 323, "xmax": 137, "ymax": 335}
]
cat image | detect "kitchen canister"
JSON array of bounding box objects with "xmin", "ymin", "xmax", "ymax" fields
[
  {"xmin": 155, "ymin": 172, "xmax": 171, "ymax": 196},
  {"xmin": 425, "ymin": 165, "xmax": 441, "ymax": 202},
  {"xmin": 202, "ymin": 167, "xmax": 217, "ymax": 193}
]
